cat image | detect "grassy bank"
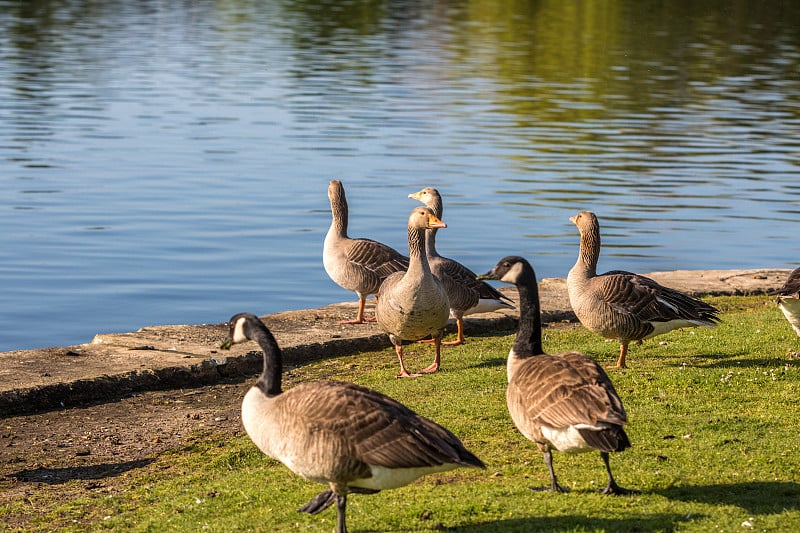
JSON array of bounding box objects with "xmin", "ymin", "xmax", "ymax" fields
[{"xmin": 4, "ymin": 295, "xmax": 800, "ymax": 532}]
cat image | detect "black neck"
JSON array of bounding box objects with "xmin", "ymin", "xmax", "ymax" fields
[
  {"xmin": 248, "ymin": 320, "xmax": 283, "ymax": 396},
  {"xmin": 514, "ymin": 264, "xmax": 544, "ymax": 357}
]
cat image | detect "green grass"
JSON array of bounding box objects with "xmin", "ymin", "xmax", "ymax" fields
[{"xmin": 4, "ymin": 295, "xmax": 800, "ymax": 532}]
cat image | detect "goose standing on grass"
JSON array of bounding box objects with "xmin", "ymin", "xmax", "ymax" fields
[
  {"xmin": 408, "ymin": 187, "xmax": 514, "ymax": 345},
  {"xmin": 220, "ymin": 313, "xmax": 485, "ymax": 533},
  {"xmin": 479, "ymin": 256, "xmax": 633, "ymax": 495},
  {"xmin": 567, "ymin": 211, "xmax": 721, "ymax": 369},
  {"xmin": 323, "ymin": 179, "xmax": 409, "ymax": 324},
  {"xmin": 376, "ymin": 206, "xmax": 451, "ymax": 378},
  {"xmin": 774, "ymin": 266, "xmax": 800, "ymax": 337}
]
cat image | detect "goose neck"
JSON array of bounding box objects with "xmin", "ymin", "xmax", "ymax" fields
[
  {"xmin": 577, "ymin": 226, "xmax": 600, "ymax": 277},
  {"xmin": 425, "ymin": 228, "xmax": 439, "ymax": 258},
  {"xmin": 407, "ymin": 226, "xmax": 432, "ymax": 276},
  {"xmin": 249, "ymin": 323, "xmax": 283, "ymax": 397},
  {"xmin": 329, "ymin": 193, "xmax": 348, "ymax": 238},
  {"xmin": 425, "ymin": 195, "xmax": 442, "ymax": 258},
  {"xmin": 512, "ymin": 271, "xmax": 544, "ymax": 359}
]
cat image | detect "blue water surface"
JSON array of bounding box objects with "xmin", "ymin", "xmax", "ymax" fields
[{"xmin": 1, "ymin": 0, "xmax": 799, "ymax": 351}]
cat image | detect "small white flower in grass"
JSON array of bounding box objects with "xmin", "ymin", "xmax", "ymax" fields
[{"xmin": 741, "ymin": 517, "xmax": 754, "ymax": 528}]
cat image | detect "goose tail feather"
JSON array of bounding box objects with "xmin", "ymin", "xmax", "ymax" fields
[{"xmin": 577, "ymin": 426, "xmax": 631, "ymax": 453}]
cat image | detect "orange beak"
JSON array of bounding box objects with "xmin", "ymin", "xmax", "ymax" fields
[{"xmin": 427, "ymin": 213, "xmax": 446, "ymax": 229}]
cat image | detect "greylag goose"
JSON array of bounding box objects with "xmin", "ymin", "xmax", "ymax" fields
[
  {"xmin": 408, "ymin": 187, "xmax": 514, "ymax": 345},
  {"xmin": 567, "ymin": 211, "xmax": 721, "ymax": 369},
  {"xmin": 323, "ymin": 179, "xmax": 409, "ymax": 324},
  {"xmin": 220, "ymin": 313, "xmax": 485, "ymax": 533},
  {"xmin": 479, "ymin": 256, "xmax": 633, "ymax": 495},
  {"xmin": 774, "ymin": 266, "xmax": 800, "ymax": 337},
  {"xmin": 376, "ymin": 206, "xmax": 451, "ymax": 378}
]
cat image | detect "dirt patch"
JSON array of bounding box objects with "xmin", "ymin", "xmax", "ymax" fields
[{"xmin": 0, "ymin": 379, "xmax": 249, "ymax": 529}]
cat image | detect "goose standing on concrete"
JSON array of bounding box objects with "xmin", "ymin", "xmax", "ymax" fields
[
  {"xmin": 479, "ymin": 256, "xmax": 633, "ymax": 494},
  {"xmin": 376, "ymin": 207, "xmax": 451, "ymax": 377},
  {"xmin": 774, "ymin": 266, "xmax": 800, "ymax": 337},
  {"xmin": 220, "ymin": 312, "xmax": 485, "ymax": 533},
  {"xmin": 567, "ymin": 211, "xmax": 721, "ymax": 369},
  {"xmin": 323, "ymin": 179, "xmax": 409, "ymax": 324},
  {"xmin": 408, "ymin": 187, "xmax": 514, "ymax": 345}
]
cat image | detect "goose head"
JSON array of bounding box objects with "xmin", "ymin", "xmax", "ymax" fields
[
  {"xmin": 409, "ymin": 206, "xmax": 446, "ymax": 230},
  {"xmin": 219, "ymin": 312, "xmax": 259, "ymax": 350},
  {"xmin": 478, "ymin": 255, "xmax": 529, "ymax": 285},
  {"xmin": 328, "ymin": 179, "xmax": 345, "ymax": 202},
  {"xmin": 408, "ymin": 187, "xmax": 442, "ymax": 214},
  {"xmin": 569, "ymin": 211, "xmax": 598, "ymax": 233}
]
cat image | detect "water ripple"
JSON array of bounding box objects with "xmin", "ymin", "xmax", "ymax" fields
[{"xmin": 1, "ymin": 0, "xmax": 799, "ymax": 351}]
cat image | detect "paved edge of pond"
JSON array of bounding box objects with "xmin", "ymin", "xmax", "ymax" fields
[{"xmin": 0, "ymin": 268, "xmax": 790, "ymax": 417}]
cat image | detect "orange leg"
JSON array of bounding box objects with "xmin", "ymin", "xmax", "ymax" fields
[
  {"xmin": 395, "ymin": 345, "xmax": 421, "ymax": 378},
  {"xmin": 442, "ymin": 318, "xmax": 466, "ymax": 346},
  {"xmin": 339, "ymin": 295, "xmax": 376, "ymax": 324},
  {"xmin": 420, "ymin": 336, "xmax": 442, "ymax": 373},
  {"xmin": 365, "ymin": 295, "xmax": 379, "ymax": 322},
  {"xmin": 609, "ymin": 342, "xmax": 628, "ymax": 369},
  {"xmin": 419, "ymin": 318, "xmax": 465, "ymax": 346}
]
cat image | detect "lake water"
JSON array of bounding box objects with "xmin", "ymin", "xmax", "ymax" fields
[{"xmin": 2, "ymin": 0, "xmax": 799, "ymax": 352}]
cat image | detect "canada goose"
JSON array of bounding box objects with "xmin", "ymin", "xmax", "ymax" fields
[
  {"xmin": 408, "ymin": 187, "xmax": 514, "ymax": 345},
  {"xmin": 479, "ymin": 256, "xmax": 633, "ymax": 495},
  {"xmin": 567, "ymin": 211, "xmax": 721, "ymax": 369},
  {"xmin": 375, "ymin": 206, "xmax": 451, "ymax": 378},
  {"xmin": 323, "ymin": 179, "xmax": 409, "ymax": 324},
  {"xmin": 220, "ymin": 312, "xmax": 485, "ymax": 533},
  {"xmin": 774, "ymin": 266, "xmax": 800, "ymax": 337}
]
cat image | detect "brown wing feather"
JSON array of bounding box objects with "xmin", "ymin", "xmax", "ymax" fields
[
  {"xmin": 508, "ymin": 353, "xmax": 627, "ymax": 431},
  {"xmin": 775, "ymin": 267, "xmax": 800, "ymax": 297},
  {"xmin": 599, "ymin": 270, "xmax": 719, "ymax": 325},
  {"xmin": 284, "ymin": 381, "xmax": 483, "ymax": 471},
  {"xmin": 344, "ymin": 239, "xmax": 409, "ymax": 279},
  {"xmin": 433, "ymin": 256, "xmax": 513, "ymax": 312}
]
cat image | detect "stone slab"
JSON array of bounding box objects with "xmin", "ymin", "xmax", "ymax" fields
[{"xmin": 0, "ymin": 269, "xmax": 789, "ymax": 416}]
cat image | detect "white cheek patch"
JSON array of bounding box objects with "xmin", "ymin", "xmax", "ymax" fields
[
  {"xmin": 500, "ymin": 261, "xmax": 525, "ymax": 283},
  {"xmin": 233, "ymin": 317, "xmax": 249, "ymax": 343}
]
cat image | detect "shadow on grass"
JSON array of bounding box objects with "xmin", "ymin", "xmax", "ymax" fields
[
  {"xmin": 472, "ymin": 357, "xmax": 507, "ymax": 369},
  {"xmin": 12, "ymin": 458, "xmax": 154, "ymax": 485},
  {"xmin": 695, "ymin": 356, "xmax": 793, "ymax": 369},
  {"xmin": 351, "ymin": 514, "xmax": 695, "ymax": 533},
  {"xmin": 442, "ymin": 513, "xmax": 695, "ymax": 532},
  {"xmin": 654, "ymin": 481, "xmax": 800, "ymax": 514}
]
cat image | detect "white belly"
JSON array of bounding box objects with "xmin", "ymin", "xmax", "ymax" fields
[
  {"xmin": 778, "ymin": 297, "xmax": 800, "ymax": 336},
  {"xmin": 540, "ymin": 425, "xmax": 594, "ymax": 453},
  {"xmin": 351, "ymin": 464, "xmax": 456, "ymax": 491}
]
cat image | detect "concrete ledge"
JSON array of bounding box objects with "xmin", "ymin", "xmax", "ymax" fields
[{"xmin": 0, "ymin": 269, "xmax": 788, "ymax": 417}]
